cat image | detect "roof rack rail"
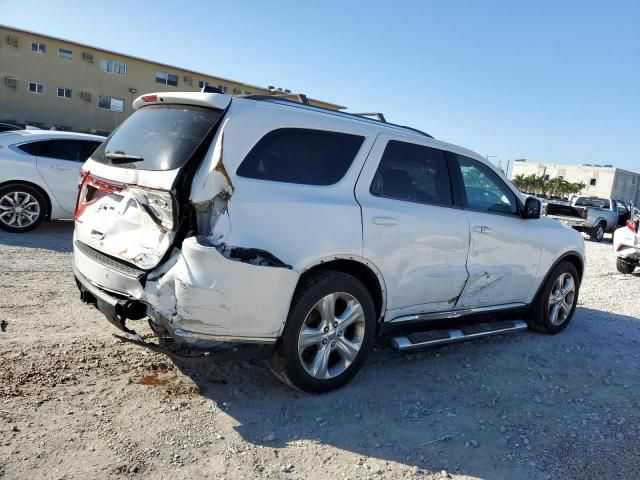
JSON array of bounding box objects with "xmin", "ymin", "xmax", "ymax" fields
[
  {"xmin": 352, "ymin": 112, "xmax": 387, "ymax": 122},
  {"xmin": 240, "ymin": 95, "xmax": 434, "ymax": 139}
]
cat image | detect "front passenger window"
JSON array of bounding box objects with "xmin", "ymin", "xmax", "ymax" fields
[{"xmin": 456, "ymin": 156, "xmax": 517, "ymax": 215}]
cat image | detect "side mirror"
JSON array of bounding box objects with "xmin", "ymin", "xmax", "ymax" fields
[{"xmin": 522, "ymin": 197, "xmax": 541, "ymax": 219}]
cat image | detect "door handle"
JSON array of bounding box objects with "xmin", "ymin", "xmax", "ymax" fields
[
  {"xmin": 372, "ymin": 216, "xmax": 399, "ymax": 226},
  {"xmin": 51, "ymin": 165, "xmax": 71, "ymax": 171},
  {"xmin": 472, "ymin": 225, "xmax": 491, "ymax": 233}
]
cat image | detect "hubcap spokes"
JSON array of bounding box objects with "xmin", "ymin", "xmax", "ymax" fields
[
  {"xmin": 547, "ymin": 273, "xmax": 576, "ymax": 325},
  {"xmin": 0, "ymin": 192, "xmax": 40, "ymax": 228},
  {"xmin": 298, "ymin": 292, "xmax": 366, "ymax": 380}
]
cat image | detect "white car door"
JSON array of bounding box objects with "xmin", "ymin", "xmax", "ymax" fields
[
  {"xmin": 36, "ymin": 139, "xmax": 101, "ymax": 213},
  {"xmin": 355, "ymin": 135, "xmax": 471, "ymax": 319},
  {"xmin": 451, "ymin": 154, "xmax": 543, "ymax": 309}
]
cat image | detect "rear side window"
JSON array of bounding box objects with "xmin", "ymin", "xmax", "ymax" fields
[
  {"xmin": 370, "ymin": 140, "xmax": 452, "ymax": 206},
  {"xmin": 42, "ymin": 140, "xmax": 102, "ymax": 161},
  {"xmin": 17, "ymin": 141, "xmax": 45, "ymax": 156},
  {"xmin": 236, "ymin": 128, "xmax": 364, "ymax": 186},
  {"xmin": 93, "ymin": 104, "xmax": 222, "ymax": 170},
  {"xmin": 18, "ymin": 140, "xmax": 102, "ymax": 161}
]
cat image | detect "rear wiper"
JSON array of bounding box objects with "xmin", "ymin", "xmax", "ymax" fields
[{"xmin": 104, "ymin": 152, "xmax": 144, "ymax": 164}]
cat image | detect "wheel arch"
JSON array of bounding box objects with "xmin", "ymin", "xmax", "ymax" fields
[
  {"xmin": 296, "ymin": 255, "xmax": 387, "ymax": 324},
  {"xmin": 533, "ymin": 251, "xmax": 585, "ymax": 302},
  {"xmin": 0, "ymin": 179, "xmax": 53, "ymax": 220}
]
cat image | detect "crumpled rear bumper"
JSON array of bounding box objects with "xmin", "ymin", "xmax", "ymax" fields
[{"xmin": 74, "ymin": 234, "xmax": 300, "ymax": 351}]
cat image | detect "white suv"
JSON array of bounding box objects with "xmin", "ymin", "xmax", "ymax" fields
[{"xmin": 73, "ymin": 92, "xmax": 585, "ymax": 392}]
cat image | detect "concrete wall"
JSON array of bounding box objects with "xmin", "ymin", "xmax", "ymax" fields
[
  {"xmin": 511, "ymin": 161, "xmax": 640, "ymax": 204},
  {"xmin": 511, "ymin": 162, "xmax": 613, "ymax": 197},
  {"xmin": 612, "ymin": 170, "xmax": 640, "ymax": 205},
  {"xmin": 0, "ymin": 26, "xmax": 343, "ymax": 134}
]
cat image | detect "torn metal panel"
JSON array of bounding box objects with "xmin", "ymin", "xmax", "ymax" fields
[
  {"xmin": 143, "ymin": 236, "xmax": 299, "ymax": 342},
  {"xmin": 75, "ymin": 178, "xmax": 175, "ymax": 270}
]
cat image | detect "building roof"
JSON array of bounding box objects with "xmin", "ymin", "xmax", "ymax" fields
[{"xmin": 0, "ymin": 24, "xmax": 346, "ymax": 110}]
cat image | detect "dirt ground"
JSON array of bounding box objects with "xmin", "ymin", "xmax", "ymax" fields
[{"xmin": 1, "ymin": 221, "xmax": 640, "ymax": 480}]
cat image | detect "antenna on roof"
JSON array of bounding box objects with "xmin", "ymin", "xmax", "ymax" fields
[{"xmin": 352, "ymin": 112, "xmax": 387, "ymax": 123}]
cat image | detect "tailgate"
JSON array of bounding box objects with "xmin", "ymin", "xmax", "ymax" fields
[{"xmin": 74, "ymin": 101, "xmax": 226, "ymax": 270}]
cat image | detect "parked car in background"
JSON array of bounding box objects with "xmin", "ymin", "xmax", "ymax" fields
[
  {"xmin": 74, "ymin": 91, "xmax": 585, "ymax": 393},
  {"xmin": 613, "ymin": 215, "xmax": 640, "ymax": 274},
  {"xmin": 545, "ymin": 196, "xmax": 628, "ymax": 241},
  {"xmin": 0, "ymin": 129, "xmax": 104, "ymax": 232}
]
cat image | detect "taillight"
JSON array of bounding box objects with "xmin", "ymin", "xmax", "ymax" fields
[
  {"xmin": 141, "ymin": 94, "xmax": 158, "ymax": 103},
  {"xmin": 74, "ymin": 174, "xmax": 124, "ymax": 220},
  {"xmin": 627, "ymin": 219, "xmax": 638, "ymax": 233},
  {"xmin": 75, "ymin": 171, "xmax": 91, "ymax": 220}
]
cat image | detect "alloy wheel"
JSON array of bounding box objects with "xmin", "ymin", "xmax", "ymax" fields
[
  {"xmin": 547, "ymin": 272, "xmax": 576, "ymax": 326},
  {"xmin": 0, "ymin": 191, "xmax": 41, "ymax": 229},
  {"xmin": 297, "ymin": 292, "xmax": 366, "ymax": 380}
]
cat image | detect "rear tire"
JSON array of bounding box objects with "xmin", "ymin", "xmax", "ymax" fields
[
  {"xmin": 616, "ymin": 257, "xmax": 636, "ymax": 274},
  {"xmin": 0, "ymin": 184, "xmax": 47, "ymax": 233},
  {"xmin": 589, "ymin": 222, "xmax": 605, "ymax": 242},
  {"xmin": 268, "ymin": 270, "xmax": 376, "ymax": 393},
  {"xmin": 527, "ymin": 261, "xmax": 580, "ymax": 334}
]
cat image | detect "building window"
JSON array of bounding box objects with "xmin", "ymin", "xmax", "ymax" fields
[
  {"xmin": 198, "ymin": 80, "xmax": 209, "ymax": 89},
  {"xmin": 155, "ymin": 71, "xmax": 178, "ymax": 86},
  {"xmin": 98, "ymin": 95, "xmax": 124, "ymax": 112},
  {"xmin": 58, "ymin": 48, "xmax": 73, "ymax": 59},
  {"xmin": 100, "ymin": 58, "xmax": 127, "ymax": 76},
  {"xmin": 28, "ymin": 82, "xmax": 44, "ymax": 94},
  {"xmin": 590, "ymin": 178, "xmax": 597, "ymax": 186},
  {"xmin": 233, "ymin": 88, "xmax": 242, "ymax": 95},
  {"xmin": 218, "ymin": 85, "xmax": 227, "ymax": 93},
  {"xmin": 57, "ymin": 88, "xmax": 72, "ymax": 99},
  {"xmin": 31, "ymin": 42, "xmax": 46, "ymax": 54}
]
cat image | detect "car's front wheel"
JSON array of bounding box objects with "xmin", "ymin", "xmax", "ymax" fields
[
  {"xmin": 527, "ymin": 261, "xmax": 580, "ymax": 334},
  {"xmin": 268, "ymin": 271, "xmax": 376, "ymax": 393},
  {"xmin": 0, "ymin": 184, "xmax": 47, "ymax": 233}
]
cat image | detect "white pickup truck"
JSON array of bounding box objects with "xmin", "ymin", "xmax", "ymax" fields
[{"xmin": 545, "ymin": 196, "xmax": 629, "ymax": 242}]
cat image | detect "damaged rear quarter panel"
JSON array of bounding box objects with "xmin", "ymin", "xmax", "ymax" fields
[{"xmin": 144, "ymin": 237, "xmax": 299, "ymax": 338}]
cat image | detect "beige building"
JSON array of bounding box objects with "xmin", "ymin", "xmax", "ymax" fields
[
  {"xmin": 0, "ymin": 25, "xmax": 345, "ymax": 135},
  {"xmin": 511, "ymin": 160, "xmax": 640, "ymax": 204}
]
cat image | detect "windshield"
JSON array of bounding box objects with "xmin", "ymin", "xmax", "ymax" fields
[
  {"xmin": 574, "ymin": 197, "xmax": 610, "ymax": 209},
  {"xmin": 92, "ymin": 104, "xmax": 222, "ymax": 171}
]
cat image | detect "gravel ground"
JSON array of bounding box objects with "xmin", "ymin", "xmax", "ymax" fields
[{"xmin": 1, "ymin": 221, "xmax": 640, "ymax": 480}]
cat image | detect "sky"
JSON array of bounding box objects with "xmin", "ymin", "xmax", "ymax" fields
[{"xmin": 2, "ymin": 0, "xmax": 639, "ymax": 172}]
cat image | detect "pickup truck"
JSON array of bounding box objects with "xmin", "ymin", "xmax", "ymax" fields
[{"xmin": 545, "ymin": 196, "xmax": 629, "ymax": 242}]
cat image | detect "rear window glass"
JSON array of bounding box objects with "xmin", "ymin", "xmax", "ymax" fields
[
  {"xmin": 92, "ymin": 104, "xmax": 222, "ymax": 170},
  {"xmin": 236, "ymin": 128, "xmax": 364, "ymax": 186},
  {"xmin": 574, "ymin": 197, "xmax": 610, "ymax": 209}
]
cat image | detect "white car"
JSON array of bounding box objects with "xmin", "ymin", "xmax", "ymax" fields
[
  {"xmin": 73, "ymin": 92, "xmax": 585, "ymax": 392},
  {"xmin": 613, "ymin": 218, "xmax": 640, "ymax": 274},
  {"xmin": 0, "ymin": 128, "xmax": 104, "ymax": 232}
]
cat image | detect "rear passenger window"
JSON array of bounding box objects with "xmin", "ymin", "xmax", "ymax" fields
[
  {"xmin": 39, "ymin": 140, "xmax": 89, "ymax": 161},
  {"xmin": 370, "ymin": 140, "xmax": 452, "ymax": 206},
  {"xmin": 236, "ymin": 128, "xmax": 364, "ymax": 186},
  {"xmin": 17, "ymin": 141, "xmax": 46, "ymax": 156}
]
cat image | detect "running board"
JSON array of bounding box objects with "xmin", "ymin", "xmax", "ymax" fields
[{"xmin": 390, "ymin": 319, "xmax": 528, "ymax": 351}]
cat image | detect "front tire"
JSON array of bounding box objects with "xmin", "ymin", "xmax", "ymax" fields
[
  {"xmin": 0, "ymin": 184, "xmax": 47, "ymax": 233},
  {"xmin": 616, "ymin": 257, "xmax": 636, "ymax": 274},
  {"xmin": 268, "ymin": 271, "xmax": 376, "ymax": 393},
  {"xmin": 527, "ymin": 261, "xmax": 580, "ymax": 334}
]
